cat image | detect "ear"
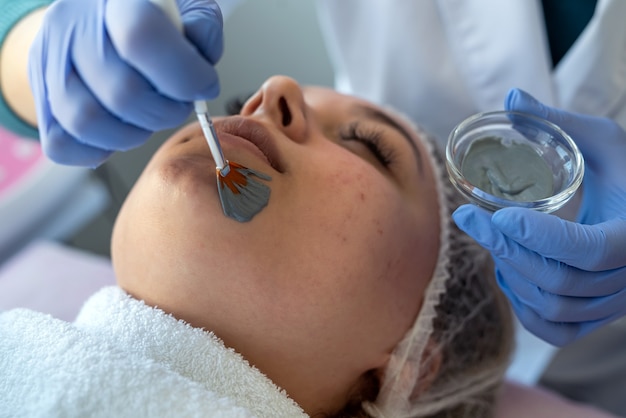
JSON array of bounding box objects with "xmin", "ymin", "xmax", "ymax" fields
[
  {"xmin": 411, "ymin": 338, "xmax": 442, "ymax": 397},
  {"xmin": 376, "ymin": 338, "xmax": 443, "ymax": 399}
]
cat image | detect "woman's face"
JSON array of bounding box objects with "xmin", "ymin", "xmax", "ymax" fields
[{"xmin": 112, "ymin": 76, "xmax": 440, "ymax": 415}]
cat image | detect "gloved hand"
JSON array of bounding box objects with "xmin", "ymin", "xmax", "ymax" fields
[
  {"xmin": 29, "ymin": 0, "xmax": 223, "ymax": 167},
  {"xmin": 453, "ymin": 88, "xmax": 626, "ymax": 346}
]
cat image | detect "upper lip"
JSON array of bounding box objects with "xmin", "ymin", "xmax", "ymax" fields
[{"xmin": 213, "ymin": 116, "xmax": 285, "ymax": 173}]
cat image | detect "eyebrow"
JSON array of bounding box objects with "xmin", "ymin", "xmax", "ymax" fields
[{"xmin": 354, "ymin": 105, "xmax": 424, "ymax": 174}]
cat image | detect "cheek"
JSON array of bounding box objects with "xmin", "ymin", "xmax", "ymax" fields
[
  {"xmin": 287, "ymin": 152, "xmax": 421, "ymax": 280},
  {"xmin": 286, "ymin": 150, "xmax": 439, "ymax": 328},
  {"xmin": 301, "ymin": 158, "xmax": 395, "ymax": 242}
]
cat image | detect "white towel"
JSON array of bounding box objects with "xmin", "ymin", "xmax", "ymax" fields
[{"xmin": 0, "ymin": 286, "xmax": 307, "ymax": 418}]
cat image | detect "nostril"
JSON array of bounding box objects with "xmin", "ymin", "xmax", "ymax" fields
[{"xmin": 279, "ymin": 97, "xmax": 292, "ymax": 126}]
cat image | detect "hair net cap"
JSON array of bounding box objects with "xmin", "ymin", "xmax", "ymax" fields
[{"xmin": 364, "ymin": 111, "xmax": 514, "ymax": 418}]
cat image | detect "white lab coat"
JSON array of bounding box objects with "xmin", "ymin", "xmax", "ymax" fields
[
  {"xmin": 315, "ymin": 0, "xmax": 626, "ymax": 145},
  {"xmin": 219, "ymin": 0, "xmax": 626, "ymax": 146}
]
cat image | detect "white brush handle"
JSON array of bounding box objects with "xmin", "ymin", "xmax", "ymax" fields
[
  {"xmin": 148, "ymin": 0, "xmax": 228, "ymax": 172},
  {"xmin": 195, "ymin": 107, "xmax": 228, "ymax": 173}
]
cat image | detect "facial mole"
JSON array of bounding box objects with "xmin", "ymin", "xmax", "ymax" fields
[
  {"xmin": 279, "ymin": 97, "xmax": 292, "ymax": 126},
  {"xmin": 373, "ymin": 219, "xmax": 383, "ymax": 235}
]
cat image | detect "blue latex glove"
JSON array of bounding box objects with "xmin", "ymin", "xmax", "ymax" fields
[
  {"xmin": 453, "ymin": 88, "xmax": 626, "ymax": 346},
  {"xmin": 29, "ymin": 0, "xmax": 223, "ymax": 167}
]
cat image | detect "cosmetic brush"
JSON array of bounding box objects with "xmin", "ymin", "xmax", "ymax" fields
[{"xmin": 149, "ymin": 0, "xmax": 271, "ymax": 222}]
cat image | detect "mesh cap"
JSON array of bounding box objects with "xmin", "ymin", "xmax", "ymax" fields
[{"xmin": 363, "ymin": 113, "xmax": 514, "ymax": 418}]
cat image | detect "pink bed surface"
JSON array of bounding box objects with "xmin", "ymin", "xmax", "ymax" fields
[
  {"xmin": 0, "ymin": 240, "xmax": 116, "ymax": 321},
  {"xmin": 495, "ymin": 380, "xmax": 619, "ymax": 418}
]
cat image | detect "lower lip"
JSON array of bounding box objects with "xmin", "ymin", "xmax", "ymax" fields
[{"xmin": 216, "ymin": 132, "xmax": 272, "ymax": 168}]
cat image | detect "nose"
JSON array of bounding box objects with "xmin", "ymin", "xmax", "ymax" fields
[{"xmin": 241, "ymin": 76, "xmax": 308, "ymax": 143}]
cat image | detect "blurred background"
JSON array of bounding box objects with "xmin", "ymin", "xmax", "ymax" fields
[{"xmin": 68, "ymin": 0, "xmax": 334, "ymax": 256}]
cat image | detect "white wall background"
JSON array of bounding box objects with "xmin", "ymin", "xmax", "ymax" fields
[{"xmin": 208, "ymin": 0, "xmax": 334, "ymax": 115}]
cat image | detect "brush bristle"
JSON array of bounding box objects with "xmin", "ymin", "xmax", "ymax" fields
[{"xmin": 217, "ymin": 162, "xmax": 271, "ymax": 222}]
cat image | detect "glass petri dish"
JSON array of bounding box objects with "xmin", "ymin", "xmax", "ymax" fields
[{"xmin": 445, "ymin": 111, "xmax": 584, "ymax": 213}]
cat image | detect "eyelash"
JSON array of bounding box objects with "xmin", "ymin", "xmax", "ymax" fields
[{"xmin": 339, "ymin": 122, "xmax": 396, "ymax": 168}]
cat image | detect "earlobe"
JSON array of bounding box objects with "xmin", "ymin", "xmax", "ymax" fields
[
  {"xmin": 376, "ymin": 338, "xmax": 443, "ymax": 400},
  {"xmin": 411, "ymin": 339, "xmax": 442, "ymax": 397}
]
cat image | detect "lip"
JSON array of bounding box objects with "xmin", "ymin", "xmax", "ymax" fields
[{"xmin": 213, "ymin": 116, "xmax": 285, "ymax": 173}]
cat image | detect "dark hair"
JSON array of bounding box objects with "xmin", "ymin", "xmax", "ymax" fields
[
  {"xmin": 325, "ymin": 370, "xmax": 380, "ymax": 418},
  {"xmin": 225, "ymin": 94, "xmax": 254, "ymax": 116}
]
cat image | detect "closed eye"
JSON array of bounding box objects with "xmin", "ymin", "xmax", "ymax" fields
[{"xmin": 339, "ymin": 122, "xmax": 396, "ymax": 168}]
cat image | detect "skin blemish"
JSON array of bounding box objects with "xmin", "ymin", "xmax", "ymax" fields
[{"xmin": 373, "ymin": 219, "xmax": 384, "ymax": 236}]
